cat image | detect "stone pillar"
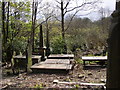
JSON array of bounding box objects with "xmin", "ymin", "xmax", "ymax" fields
[
  {"xmin": 39, "ymin": 25, "xmax": 45, "ymax": 61},
  {"xmin": 46, "ymin": 28, "xmax": 50, "ymax": 58},
  {"xmin": 107, "ymin": 0, "xmax": 120, "ymax": 88}
]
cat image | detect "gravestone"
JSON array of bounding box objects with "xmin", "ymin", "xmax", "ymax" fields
[
  {"xmin": 39, "ymin": 25, "xmax": 45, "ymax": 61},
  {"xmin": 107, "ymin": 0, "xmax": 120, "ymax": 88},
  {"xmin": 46, "ymin": 27, "xmax": 50, "ymax": 57}
]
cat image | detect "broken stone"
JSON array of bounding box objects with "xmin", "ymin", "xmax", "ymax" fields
[
  {"xmin": 100, "ymin": 79, "xmax": 106, "ymax": 83},
  {"xmin": 53, "ymin": 80, "xmax": 59, "ymax": 84},
  {"xmin": 7, "ymin": 82, "xmax": 13, "ymax": 85},
  {"xmin": 78, "ymin": 74, "xmax": 84, "ymax": 78}
]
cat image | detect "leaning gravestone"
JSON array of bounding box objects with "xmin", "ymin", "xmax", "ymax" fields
[{"xmin": 107, "ymin": 0, "xmax": 120, "ymax": 88}]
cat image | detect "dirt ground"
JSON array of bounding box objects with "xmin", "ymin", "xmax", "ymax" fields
[{"xmin": 1, "ymin": 63, "xmax": 106, "ymax": 89}]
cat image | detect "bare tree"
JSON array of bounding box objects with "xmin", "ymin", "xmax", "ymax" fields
[
  {"xmin": 98, "ymin": 7, "xmax": 112, "ymax": 47},
  {"xmin": 99, "ymin": 7, "xmax": 112, "ymax": 32},
  {"xmin": 42, "ymin": 2, "xmax": 54, "ymax": 57},
  {"xmin": 34, "ymin": 2, "xmax": 54, "ymax": 56},
  {"xmin": 55, "ymin": 0, "xmax": 99, "ymax": 53}
]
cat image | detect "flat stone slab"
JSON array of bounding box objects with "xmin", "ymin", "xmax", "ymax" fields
[
  {"xmin": 31, "ymin": 54, "xmax": 74, "ymax": 72},
  {"xmin": 31, "ymin": 63, "xmax": 73, "ymax": 70},
  {"xmin": 82, "ymin": 56, "xmax": 107, "ymax": 67},
  {"xmin": 48, "ymin": 54, "xmax": 74, "ymax": 59},
  {"xmin": 13, "ymin": 55, "xmax": 41, "ymax": 65},
  {"xmin": 14, "ymin": 55, "xmax": 41, "ymax": 59},
  {"xmin": 82, "ymin": 56, "xmax": 107, "ymax": 60},
  {"xmin": 44, "ymin": 59, "xmax": 72, "ymax": 64}
]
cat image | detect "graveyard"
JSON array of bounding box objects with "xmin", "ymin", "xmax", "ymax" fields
[
  {"xmin": 1, "ymin": 60, "xmax": 106, "ymax": 88},
  {"xmin": 1, "ymin": 0, "xmax": 120, "ymax": 89}
]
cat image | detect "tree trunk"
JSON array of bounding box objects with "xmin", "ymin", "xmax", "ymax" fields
[
  {"xmin": 2, "ymin": 1, "xmax": 6, "ymax": 46},
  {"xmin": 26, "ymin": 1, "xmax": 38, "ymax": 72},
  {"xmin": 32, "ymin": 1, "xmax": 38, "ymax": 52},
  {"xmin": 61, "ymin": 1, "xmax": 67, "ymax": 54},
  {"xmin": 26, "ymin": 39, "xmax": 32, "ymax": 73},
  {"xmin": 6, "ymin": 2, "xmax": 10, "ymax": 41},
  {"xmin": 32, "ymin": 1, "xmax": 35, "ymax": 52},
  {"xmin": 6, "ymin": 2, "xmax": 12, "ymax": 64}
]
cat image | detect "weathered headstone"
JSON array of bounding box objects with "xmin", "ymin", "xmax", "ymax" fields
[
  {"xmin": 107, "ymin": 0, "xmax": 120, "ymax": 88},
  {"xmin": 39, "ymin": 25, "xmax": 45, "ymax": 61}
]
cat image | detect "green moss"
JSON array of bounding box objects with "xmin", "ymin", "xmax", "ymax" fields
[
  {"xmin": 33, "ymin": 83, "xmax": 44, "ymax": 88},
  {"xmin": 75, "ymin": 84, "xmax": 80, "ymax": 88},
  {"xmin": 75, "ymin": 58, "xmax": 83, "ymax": 64}
]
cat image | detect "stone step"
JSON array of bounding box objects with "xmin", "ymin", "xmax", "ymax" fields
[{"xmin": 47, "ymin": 54, "xmax": 74, "ymax": 59}]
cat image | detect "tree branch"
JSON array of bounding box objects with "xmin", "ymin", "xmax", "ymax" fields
[
  {"xmin": 55, "ymin": 0, "xmax": 61, "ymax": 4},
  {"xmin": 53, "ymin": 15, "xmax": 61, "ymax": 22},
  {"xmin": 64, "ymin": 10, "xmax": 80, "ymax": 32},
  {"xmin": 64, "ymin": 0, "xmax": 71, "ymax": 9},
  {"xmin": 35, "ymin": 15, "xmax": 52, "ymax": 29},
  {"xmin": 64, "ymin": 1, "xmax": 98, "ymax": 15}
]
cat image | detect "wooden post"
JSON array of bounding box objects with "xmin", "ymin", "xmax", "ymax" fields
[{"xmin": 107, "ymin": 0, "xmax": 120, "ymax": 88}]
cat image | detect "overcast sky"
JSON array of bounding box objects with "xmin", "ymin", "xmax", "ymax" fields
[
  {"xmin": 6, "ymin": 0, "xmax": 116, "ymax": 11},
  {"xmin": 103, "ymin": 0, "xmax": 116, "ymax": 10},
  {"xmin": 81, "ymin": 0, "xmax": 116, "ymax": 21},
  {"xmin": 2, "ymin": 0, "xmax": 116, "ymax": 21},
  {"xmin": 44, "ymin": 0, "xmax": 116, "ymax": 21},
  {"xmin": 44, "ymin": 0, "xmax": 116, "ymax": 10}
]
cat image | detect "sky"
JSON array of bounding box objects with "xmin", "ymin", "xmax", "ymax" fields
[
  {"xmin": 3, "ymin": 0, "xmax": 116, "ymax": 11},
  {"xmin": 103, "ymin": 0, "xmax": 116, "ymax": 10},
  {"xmin": 44, "ymin": 0, "xmax": 116, "ymax": 21},
  {"xmin": 80, "ymin": 0, "xmax": 116, "ymax": 21},
  {"xmin": 2, "ymin": 0, "xmax": 116, "ymax": 21},
  {"xmin": 44, "ymin": 0, "xmax": 116, "ymax": 10}
]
